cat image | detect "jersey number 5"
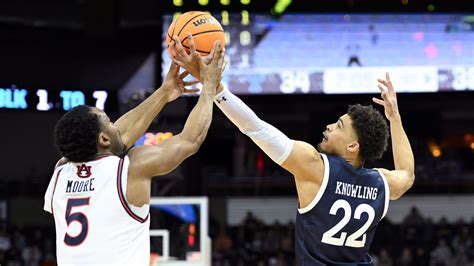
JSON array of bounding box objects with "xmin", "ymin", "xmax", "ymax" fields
[
  {"xmin": 64, "ymin": 197, "xmax": 90, "ymax": 246},
  {"xmin": 321, "ymin": 199, "xmax": 375, "ymax": 248}
]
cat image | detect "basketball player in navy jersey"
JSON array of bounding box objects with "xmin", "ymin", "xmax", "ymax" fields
[
  {"xmin": 173, "ymin": 36, "xmax": 414, "ymax": 265},
  {"xmin": 44, "ymin": 42, "xmax": 225, "ymax": 265}
]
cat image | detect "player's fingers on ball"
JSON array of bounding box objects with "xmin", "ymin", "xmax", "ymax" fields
[
  {"xmin": 187, "ymin": 33, "xmax": 196, "ymax": 53},
  {"xmin": 173, "ymin": 35, "xmax": 180, "ymax": 46},
  {"xmin": 210, "ymin": 42, "xmax": 220, "ymax": 63},
  {"xmin": 208, "ymin": 42, "xmax": 217, "ymax": 60},
  {"xmin": 177, "ymin": 45, "xmax": 186, "ymax": 57},
  {"xmin": 209, "ymin": 42, "xmax": 219, "ymax": 59},
  {"xmin": 215, "ymin": 42, "xmax": 224, "ymax": 64},
  {"xmin": 170, "ymin": 45, "xmax": 178, "ymax": 58},
  {"xmin": 171, "ymin": 57, "xmax": 184, "ymax": 67},
  {"xmin": 192, "ymin": 51, "xmax": 199, "ymax": 61},
  {"xmin": 207, "ymin": 51, "xmax": 216, "ymax": 65},
  {"xmin": 181, "ymin": 45, "xmax": 189, "ymax": 56},
  {"xmin": 173, "ymin": 35, "xmax": 181, "ymax": 43},
  {"xmin": 174, "ymin": 36, "xmax": 186, "ymax": 52},
  {"xmin": 215, "ymin": 41, "xmax": 222, "ymax": 56},
  {"xmin": 213, "ymin": 39, "xmax": 220, "ymax": 48},
  {"xmin": 172, "ymin": 48, "xmax": 183, "ymax": 61},
  {"xmin": 195, "ymin": 53, "xmax": 205, "ymax": 68}
]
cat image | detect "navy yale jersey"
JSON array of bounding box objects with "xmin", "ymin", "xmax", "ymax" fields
[{"xmin": 296, "ymin": 154, "xmax": 389, "ymax": 265}]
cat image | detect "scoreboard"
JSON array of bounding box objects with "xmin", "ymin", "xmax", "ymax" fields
[
  {"xmin": 0, "ymin": 86, "xmax": 116, "ymax": 112},
  {"xmin": 162, "ymin": 13, "xmax": 474, "ymax": 95},
  {"xmin": 161, "ymin": 0, "xmax": 280, "ymax": 14},
  {"xmin": 163, "ymin": 0, "xmax": 258, "ymax": 70}
]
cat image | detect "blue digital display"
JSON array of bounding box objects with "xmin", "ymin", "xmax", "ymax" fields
[
  {"xmin": 162, "ymin": 13, "xmax": 474, "ymax": 94},
  {"xmin": 0, "ymin": 88, "xmax": 28, "ymax": 109},
  {"xmin": 0, "ymin": 86, "xmax": 115, "ymax": 112},
  {"xmin": 59, "ymin": 91, "xmax": 86, "ymax": 111}
]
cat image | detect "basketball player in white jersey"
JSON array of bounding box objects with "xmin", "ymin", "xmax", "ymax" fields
[
  {"xmin": 173, "ymin": 35, "xmax": 415, "ymax": 265},
  {"xmin": 43, "ymin": 41, "xmax": 225, "ymax": 265}
]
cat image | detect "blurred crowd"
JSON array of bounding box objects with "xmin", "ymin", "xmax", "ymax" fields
[
  {"xmin": 212, "ymin": 208, "xmax": 474, "ymax": 266},
  {"xmin": 0, "ymin": 206, "xmax": 473, "ymax": 265},
  {"xmin": 0, "ymin": 224, "xmax": 55, "ymax": 266}
]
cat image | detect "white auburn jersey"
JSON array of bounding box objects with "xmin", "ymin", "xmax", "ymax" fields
[{"xmin": 44, "ymin": 155, "xmax": 150, "ymax": 266}]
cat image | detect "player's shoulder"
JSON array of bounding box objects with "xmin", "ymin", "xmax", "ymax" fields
[
  {"xmin": 375, "ymin": 168, "xmax": 392, "ymax": 183},
  {"xmin": 374, "ymin": 167, "xmax": 413, "ymax": 200},
  {"xmin": 323, "ymin": 153, "xmax": 352, "ymax": 169},
  {"xmin": 126, "ymin": 144, "xmax": 152, "ymax": 166},
  {"xmin": 125, "ymin": 145, "xmax": 157, "ymax": 175},
  {"xmin": 292, "ymin": 141, "xmax": 323, "ymax": 162}
]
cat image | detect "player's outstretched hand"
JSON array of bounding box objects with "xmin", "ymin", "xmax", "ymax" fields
[
  {"xmin": 195, "ymin": 40, "xmax": 226, "ymax": 93},
  {"xmin": 171, "ymin": 33, "xmax": 218, "ymax": 81},
  {"xmin": 162, "ymin": 62, "xmax": 200, "ymax": 102},
  {"xmin": 373, "ymin": 72, "xmax": 400, "ymax": 122}
]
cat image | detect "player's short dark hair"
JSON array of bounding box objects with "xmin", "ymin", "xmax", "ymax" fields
[
  {"xmin": 347, "ymin": 104, "xmax": 389, "ymax": 160},
  {"xmin": 53, "ymin": 105, "xmax": 101, "ymax": 162}
]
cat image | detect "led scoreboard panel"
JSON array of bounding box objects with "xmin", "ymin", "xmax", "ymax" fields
[
  {"xmin": 162, "ymin": 0, "xmax": 257, "ymax": 71},
  {"xmin": 162, "ymin": 12, "xmax": 474, "ymax": 94},
  {"xmin": 0, "ymin": 86, "xmax": 116, "ymax": 112}
]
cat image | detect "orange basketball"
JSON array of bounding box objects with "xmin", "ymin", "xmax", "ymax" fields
[{"xmin": 166, "ymin": 11, "xmax": 225, "ymax": 57}]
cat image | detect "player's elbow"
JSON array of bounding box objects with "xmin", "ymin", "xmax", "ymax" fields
[
  {"xmin": 404, "ymin": 166, "xmax": 415, "ymax": 186},
  {"xmin": 405, "ymin": 173, "xmax": 415, "ymax": 192},
  {"xmin": 177, "ymin": 134, "xmax": 203, "ymax": 157},
  {"xmin": 185, "ymin": 141, "xmax": 201, "ymax": 156},
  {"xmin": 391, "ymin": 173, "xmax": 415, "ymax": 200},
  {"xmin": 180, "ymin": 124, "xmax": 210, "ymax": 149}
]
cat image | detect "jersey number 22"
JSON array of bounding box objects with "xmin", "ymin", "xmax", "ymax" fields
[{"xmin": 321, "ymin": 199, "xmax": 375, "ymax": 248}]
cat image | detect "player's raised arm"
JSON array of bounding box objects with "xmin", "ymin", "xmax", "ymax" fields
[
  {"xmin": 113, "ymin": 62, "xmax": 199, "ymax": 149},
  {"xmin": 127, "ymin": 41, "xmax": 225, "ymax": 178},
  {"xmin": 373, "ymin": 72, "xmax": 415, "ymax": 200},
  {"xmin": 214, "ymin": 84, "xmax": 324, "ymax": 179},
  {"xmin": 172, "ymin": 34, "xmax": 324, "ymax": 200}
]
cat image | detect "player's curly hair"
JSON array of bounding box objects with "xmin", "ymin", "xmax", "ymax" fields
[
  {"xmin": 347, "ymin": 104, "xmax": 389, "ymax": 160},
  {"xmin": 53, "ymin": 105, "xmax": 101, "ymax": 162}
]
